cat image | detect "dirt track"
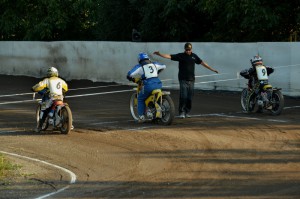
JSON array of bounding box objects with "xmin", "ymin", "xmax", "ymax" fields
[{"xmin": 0, "ymin": 75, "xmax": 300, "ymax": 199}]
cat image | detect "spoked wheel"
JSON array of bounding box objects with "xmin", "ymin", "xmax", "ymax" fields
[
  {"xmin": 269, "ymin": 90, "xmax": 284, "ymax": 115},
  {"xmin": 129, "ymin": 93, "xmax": 139, "ymax": 120},
  {"xmin": 36, "ymin": 104, "xmax": 48, "ymax": 132},
  {"xmin": 59, "ymin": 106, "xmax": 72, "ymax": 134},
  {"xmin": 159, "ymin": 95, "xmax": 175, "ymax": 125}
]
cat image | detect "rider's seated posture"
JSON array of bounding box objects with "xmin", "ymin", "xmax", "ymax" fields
[
  {"xmin": 32, "ymin": 67, "xmax": 68, "ymax": 132},
  {"xmin": 127, "ymin": 52, "xmax": 166, "ymax": 122},
  {"xmin": 240, "ymin": 55, "xmax": 274, "ymax": 90}
]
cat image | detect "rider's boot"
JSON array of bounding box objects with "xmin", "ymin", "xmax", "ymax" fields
[{"xmin": 138, "ymin": 115, "xmax": 145, "ymax": 123}]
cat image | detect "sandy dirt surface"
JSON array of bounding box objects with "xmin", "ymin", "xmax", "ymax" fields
[{"xmin": 0, "ymin": 74, "xmax": 299, "ymax": 199}]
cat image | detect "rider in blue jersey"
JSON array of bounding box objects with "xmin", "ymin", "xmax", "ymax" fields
[{"xmin": 127, "ymin": 52, "xmax": 166, "ymax": 122}]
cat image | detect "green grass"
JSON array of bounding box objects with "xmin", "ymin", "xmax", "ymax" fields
[{"xmin": 0, "ymin": 153, "xmax": 21, "ymax": 185}]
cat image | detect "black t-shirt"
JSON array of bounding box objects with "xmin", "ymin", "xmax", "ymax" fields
[{"xmin": 171, "ymin": 52, "xmax": 202, "ymax": 81}]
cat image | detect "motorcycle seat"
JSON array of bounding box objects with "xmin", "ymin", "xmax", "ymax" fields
[
  {"xmin": 151, "ymin": 89, "xmax": 161, "ymax": 95},
  {"xmin": 263, "ymin": 84, "xmax": 272, "ymax": 90}
]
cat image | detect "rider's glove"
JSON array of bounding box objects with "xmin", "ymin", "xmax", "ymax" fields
[
  {"xmin": 38, "ymin": 88, "xmax": 47, "ymax": 96},
  {"xmin": 127, "ymin": 75, "xmax": 135, "ymax": 82}
]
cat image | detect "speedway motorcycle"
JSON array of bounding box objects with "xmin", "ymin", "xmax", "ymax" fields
[
  {"xmin": 34, "ymin": 93, "xmax": 73, "ymax": 134},
  {"xmin": 240, "ymin": 65, "xmax": 284, "ymax": 115},
  {"xmin": 129, "ymin": 79, "xmax": 175, "ymax": 125}
]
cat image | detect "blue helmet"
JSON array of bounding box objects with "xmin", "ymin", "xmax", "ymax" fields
[{"xmin": 138, "ymin": 52, "xmax": 150, "ymax": 63}]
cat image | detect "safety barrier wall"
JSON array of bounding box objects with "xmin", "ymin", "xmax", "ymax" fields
[{"xmin": 0, "ymin": 41, "xmax": 299, "ymax": 96}]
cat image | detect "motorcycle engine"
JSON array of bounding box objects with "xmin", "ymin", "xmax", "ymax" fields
[
  {"xmin": 146, "ymin": 104, "xmax": 155, "ymax": 119},
  {"xmin": 261, "ymin": 91, "xmax": 269, "ymax": 102}
]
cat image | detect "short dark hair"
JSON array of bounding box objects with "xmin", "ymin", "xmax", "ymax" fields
[{"xmin": 184, "ymin": 42, "xmax": 192, "ymax": 49}]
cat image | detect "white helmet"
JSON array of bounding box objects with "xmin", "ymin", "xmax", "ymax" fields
[
  {"xmin": 47, "ymin": 67, "xmax": 59, "ymax": 77},
  {"xmin": 251, "ymin": 55, "xmax": 263, "ymax": 66}
]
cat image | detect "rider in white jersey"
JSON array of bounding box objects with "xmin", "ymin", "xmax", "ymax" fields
[
  {"xmin": 32, "ymin": 67, "xmax": 68, "ymax": 132},
  {"xmin": 127, "ymin": 52, "xmax": 166, "ymax": 122}
]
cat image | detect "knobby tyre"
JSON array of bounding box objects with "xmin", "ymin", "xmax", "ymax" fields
[
  {"xmin": 59, "ymin": 105, "xmax": 72, "ymax": 134},
  {"xmin": 36, "ymin": 104, "xmax": 48, "ymax": 131},
  {"xmin": 129, "ymin": 93, "xmax": 139, "ymax": 120},
  {"xmin": 246, "ymin": 92, "xmax": 258, "ymax": 113},
  {"xmin": 159, "ymin": 95, "xmax": 175, "ymax": 125},
  {"xmin": 240, "ymin": 88, "xmax": 248, "ymax": 112},
  {"xmin": 269, "ymin": 90, "xmax": 284, "ymax": 115}
]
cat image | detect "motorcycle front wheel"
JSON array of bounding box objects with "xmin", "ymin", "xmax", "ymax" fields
[
  {"xmin": 240, "ymin": 88, "xmax": 248, "ymax": 112},
  {"xmin": 269, "ymin": 90, "xmax": 284, "ymax": 115},
  {"xmin": 129, "ymin": 93, "xmax": 139, "ymax": 121},
  {"xmin": 246, "ymin": 92, "xmax": 258, "ymax": 113},
  {"xmin": 59, "ymin": 105, "xmax": 72, "ymax": 134},
  {"xmin": 159, "ymin": 95, "xmax": 175, "ymax": 125},
  {"xmin": 36, "ymin": 104, "xmax": 49, "ymax": 131}
]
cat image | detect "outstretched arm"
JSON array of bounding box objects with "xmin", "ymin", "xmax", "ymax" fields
[
  {"xmin": 153, "ymin": 51, "xmax": 171, "ymax": 59},
  {"xmin": 201, "ymin": 61, "xmax": 219, "ymax": 73}
]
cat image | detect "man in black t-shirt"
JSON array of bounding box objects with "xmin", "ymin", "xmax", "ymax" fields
[{"xmin": 154, "ymin": 43, "xmax": 219, "ymax": 118}]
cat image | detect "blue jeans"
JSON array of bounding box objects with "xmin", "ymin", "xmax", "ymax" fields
[
  {"xmin": 138, "ymin": 81, "xmax": 162, "ymax": 116},
  {"xmin": 179, "ymin": 80, "xmax": 194, "ymax": 114}
]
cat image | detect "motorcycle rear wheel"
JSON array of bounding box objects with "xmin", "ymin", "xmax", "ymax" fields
[
  {"xmin": 269, "ymin": 90, "xmax": 284, "ymax": 115},
  {"xmin": 59, "ymin": 106, "xmax": 72, "ymax": 134},
  {"xmin": 159, "ymin": 95, "xmax": 175, "ymax": 125}
]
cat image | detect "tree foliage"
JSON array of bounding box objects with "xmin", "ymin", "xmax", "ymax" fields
[
  {"xmin": 0, "ymin": 0, "xmax": 97, "ymax": 40},
  {"xmin": 199, "ymin": 0, "xmax": 300, "ymax": 41},
  {"xmin": 1, "ymin": 0, "xmax": 300, "ymax": 41}
]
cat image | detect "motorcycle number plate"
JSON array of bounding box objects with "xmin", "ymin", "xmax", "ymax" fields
[
  {"xmin": 255, "ymin": 65, "xmax": 268, "ymax": 80},
  {"xmin": 142, "ymin": 64, "xmax": 158, "ymax": 79}
]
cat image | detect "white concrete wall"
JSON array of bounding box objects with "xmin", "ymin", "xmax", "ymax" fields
[{"xmin": 0, "ymin": 41, "xmax": 299, "ymax": 96}]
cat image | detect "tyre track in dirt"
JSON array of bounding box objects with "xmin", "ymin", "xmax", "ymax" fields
[{"xmin": 0, "ymin": 75, "xmax": 300, "ymax": 198}]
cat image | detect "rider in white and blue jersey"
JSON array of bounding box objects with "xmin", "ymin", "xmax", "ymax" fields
[{"xmin": 127, "ymin": 52, "xmax": 166, "ymax": 122}]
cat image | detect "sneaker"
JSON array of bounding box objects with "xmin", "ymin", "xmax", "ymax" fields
[
  {"xmin": 185, "ymin": 114, "xmax": 191, "ymax": 118},
  {"xmin": 179, "ymin": 113, "xmax": 186, "ymax": 119}
]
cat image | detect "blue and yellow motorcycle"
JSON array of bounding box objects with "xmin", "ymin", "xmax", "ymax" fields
[{"xmin": 129, "ymin": 79, "xmax": 175, "ymax": 125}]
